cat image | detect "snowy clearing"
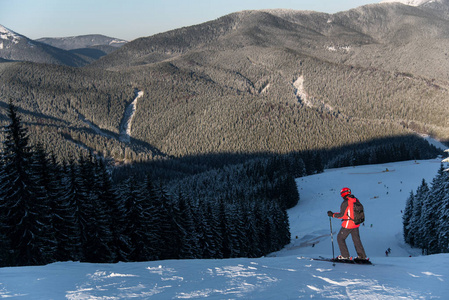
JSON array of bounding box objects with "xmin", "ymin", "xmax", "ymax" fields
[{"xmin": 119, "ymin": 90, "xmax": 144, "ymax": 143}]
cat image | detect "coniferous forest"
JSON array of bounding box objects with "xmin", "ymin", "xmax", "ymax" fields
[
  {"xmin": 0, "ymin": 100, "xmax": 443, "ymax": 267},
  {"xmin": 403, "ymin": 165, "xmax": 449, "ymax": 255},
  {"xmin": 0, "ymin": 102, "xmax": 293, "ymax": 267}
]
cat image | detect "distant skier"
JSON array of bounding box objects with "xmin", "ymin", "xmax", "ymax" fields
[{"xmin": 327, "ymin": 187, "xmax": 368, "ymax": 260}]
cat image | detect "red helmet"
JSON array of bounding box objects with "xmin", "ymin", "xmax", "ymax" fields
[{"xmin": 340, "ymin": 187, "xmax": 351, "ymax": 198}]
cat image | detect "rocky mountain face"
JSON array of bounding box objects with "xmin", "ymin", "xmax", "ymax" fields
[{"xmin": 1, "ymin": 2, "xmax": 449, "ymax": 163}]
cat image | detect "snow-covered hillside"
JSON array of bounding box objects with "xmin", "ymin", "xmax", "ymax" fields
[
  {"xmin": 1, "ymin": 157, "xmax": 448, "ymax": 298},
  {"xmin": 380, "ymin": 0, "xmax": 441, "ymax": 6}
]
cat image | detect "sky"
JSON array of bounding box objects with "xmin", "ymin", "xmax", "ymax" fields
[{"xmin": 1, "ymin": 0, "xmax": 378, "ymax": 41}]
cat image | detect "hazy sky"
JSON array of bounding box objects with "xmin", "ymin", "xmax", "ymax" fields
[{"xmin": 1, "ymin": 0, "xmax": 378, "ymax": 41}]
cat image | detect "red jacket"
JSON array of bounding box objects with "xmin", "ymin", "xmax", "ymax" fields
[{"xmin": 332, "ymin": 196, "xmax": 360, "ymax": 229}]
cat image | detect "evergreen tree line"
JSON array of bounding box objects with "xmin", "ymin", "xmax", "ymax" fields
[
  {"xmin": 325, "ymin": 137, "xmax": 442, "ymax": 169},
  {"xmin": 168, "ymin": 154, "xmax": 305, "ymax": 211},
  {"xmin": 403, "ymin": 165, "xmax": 449, "ymax": 255},
  {"xmin": 0, "ymin": 102, "xmax": 290, "ymax": 267}
]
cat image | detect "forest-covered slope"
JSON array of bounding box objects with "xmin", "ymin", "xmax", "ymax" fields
[{"xmin": 0, "ymin": 2, "xmax": 448, "ymax": 166}]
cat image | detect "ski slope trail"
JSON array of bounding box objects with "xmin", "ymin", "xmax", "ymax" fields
[
  {"xmin": 119, "ymin": 89, "xmax": 143, "ymax": 143},
  {"xmin": 0, "ymin": 159, "xmax": 448, "ymax": 299}
]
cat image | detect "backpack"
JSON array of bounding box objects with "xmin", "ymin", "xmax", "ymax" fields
[{"xmin": 350, "ymin": 198, "xmax": 365, "ymax": 225}]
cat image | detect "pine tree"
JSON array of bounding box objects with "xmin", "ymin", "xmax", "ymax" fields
[
  {"xmin": 30, "ymin": 144, "xmax": 57, "ymax": 262},
  {"xmin": 436, "ymin": 170, "xmax": 449, "ymax": 253},
  {"xmin": 242, "ymin": 202, "xmax": 261, "ymax": 258},
  {"xmin": 50, "ymin": 158, "xmax": 80, "ymax": 262},
  {"xmin": 97, "ymin": 159, "xmax": 130, "ymax": 262},
  {"xmin": 121, "ymin": 176, "xmax": 153, "ymax": 261},
  {"xmin": 156, "ymin": 183, "xmax": 179, "ymax": 260},
  {"xmin": 174, "ymin": 191, "xmax": 199, "ymax": 259},
  {"xmin": 403, "ymin": 191, "xmax": 415, "ymax": 245},
  {"xmin": 83, "ymin": 155, "xmax": 114, "ymax": 263},
  {"xmin": 195, "ymin": 199, "xmax": 218, "ymax": 259},
  {"xmin": 65, "ymin": 158, "xmax": 84, "ymax": 260},
  {"xmin": 411, "ymin": 179, "xmax": 429, "ymax": 250},
  {"xmin": 422, "ymin": 165, "xmax": 445, "ymax": 254},
  {"xmin": 142, "ymin": 176, "xmax": 162, "ymax": 260},
  {"xmin": 0, "ymin": 101, "xmax": 50, "ymax": 266}
]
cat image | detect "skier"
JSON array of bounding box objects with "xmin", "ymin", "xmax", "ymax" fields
[{"xmin": 327, "ymin": 187, "xmax": 367, "ymax": 260}]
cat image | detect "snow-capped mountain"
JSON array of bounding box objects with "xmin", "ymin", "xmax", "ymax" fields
[
  {"xmin": 0, "ymin": 24, "xmax": 88, "ymax": 66},
  {"xmin": 380, "ymin": 0, "xmax": 442, "ymax": 6},
  {"xmin": 0, "ymin": 25, "xmax": 22, "ymax": 49},
  {"xmin": 380, "ymin": 0, "xmax": 449, "ymax": 19}
]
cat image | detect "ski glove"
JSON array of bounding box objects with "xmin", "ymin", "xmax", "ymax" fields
[{"xmin": 327, "ymin": 211, "xmax": 333, "ymax": 217}]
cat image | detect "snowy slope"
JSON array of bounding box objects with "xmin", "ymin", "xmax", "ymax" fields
[
  {"xmin": 0, "ymin": 158, "xmax": 448, "ymax": 299},
  {"xmin": 380, "ymin": 0, "xmax": 441, "ymax": 6}
]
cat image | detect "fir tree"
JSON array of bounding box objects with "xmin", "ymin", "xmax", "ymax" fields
[
  {"xmin": 82, "ymin": 155, "xmax": 114, "ymax": 263},
  {"xmin": 411, "ymin": 179, "xmax": 429, "ymax": 250},
  {"xmin": 121, "ymin": 176, "xmax": 153, "ymax": 261},
  {"xmin": 0, "ymin": 101, "xmax": 50, "ymax": 266},
  {"xmin": 50, "ymin": 158, "xmax": 80, "ymax": 262},
  {"xmin": 403, "ymin": 191, "xmax": 414, "ymax": 245},
  {"xmin": 421, "ymin": 165, "xmax": 445, "ymax": 254},
  {"xmin": 97, "ymin": 159, "xmax": 130, "ymax": 262},
  {"xmin": 30, "ymin": 144, "xmax": 57, "ymax": 262},
  {"xmin": 174, "ymin": 191, "xmax": 199, "ymax": 259}
]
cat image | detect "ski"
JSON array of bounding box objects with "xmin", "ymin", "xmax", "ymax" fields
[{"xmin": 312, "ymin": 256, "xmax": 373, "ymax": 265}]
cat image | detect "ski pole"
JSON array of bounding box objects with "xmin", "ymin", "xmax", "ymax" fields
[{"xmin": 329, "ymin": 216, "xmax": 335, "ymax": 260}]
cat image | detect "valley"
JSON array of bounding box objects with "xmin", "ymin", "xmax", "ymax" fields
[
  {"xmin": 0, "ymin": 1, "xmax": 449, "ymax": 172},
  {"xmin": 0, "ymin": 2, "xmax": 449, "ymax": 297}
]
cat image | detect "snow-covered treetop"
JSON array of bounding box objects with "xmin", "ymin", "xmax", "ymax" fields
[{"xmin": 443, "ymin": 149, "xmax": 449, "ymax": 171}]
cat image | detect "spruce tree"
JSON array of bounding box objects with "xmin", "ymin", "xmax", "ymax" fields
[
  {"xmin": 50, "ymin": 158, "xmax": 80, "ymax": 262},
  {"xmin": 0, "ymin": 101, "xmax": 49, "ymax": 266},
  {"xmin": 82, "ymin": 155, "xmax": 114, "ymax": 263},
  {"xmin": 403, "ymin": 191, "xmax": 415, "ymax": 245},
  {"xmin": 411, "ymin": 179, "xmax": 429, "ymax": 250},
  {"xmin": 97, "ymin": 159, "xmax": 130, "ymax": 262},
  {"xmin": 421, "ymin": 165, "xmax": 445, "ymax": 254},
  {"xmin": 30, "ymin": 144, "xmax": 57, "ymax": 262},
  {"xmin": 121, "ymin": 176, "xmax": 153, "ymax": 261},
  {"xmin": 175, "ymin": 191, "xmax": 199, "ymax": 259}
]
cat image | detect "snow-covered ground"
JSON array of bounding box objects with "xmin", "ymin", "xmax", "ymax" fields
[
  {"xmin": 119, "ymin": 90, "xmax": 144, "ymax": 143},
  {"xmin": 380, "ymin": 0, "xmax": 438, "ymax": 6},
  {"xmin": 1, "ymin": 156, "xmax": 448, "ymax": 299}
]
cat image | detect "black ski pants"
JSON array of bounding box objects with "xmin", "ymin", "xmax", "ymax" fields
[{"xmin": 337, "ymin": 227, "xmax": 367, "ymax": 259}]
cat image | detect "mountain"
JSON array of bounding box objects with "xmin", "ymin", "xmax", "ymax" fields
[
  {"xmin": 0, "ymin": 157, "xmax": 447, "ymax": 298},
  {"xmin": 92, "ymin": 3, "xmax": 449, "ymax": 81},
  {"xmin": 1, "ymin": 2, "xmax": 449, "ymax": 164},
  {"xmin": 36, "ymin": 34, "xmax": 127, "ymax": 50},
  {"xmin": 0, "ymin": 25, "xmax": 88, "ymax": 66},
  {"xmin": 380, "ymin": 0, "xmax": 439, "ymax": 6},
  {"xmin": 37, "ymin": 34, "xmax": 127, "ymax": 62},
  {"xmin": 380, "ymin": 0, "xmax": 449, "ymax": 18}
]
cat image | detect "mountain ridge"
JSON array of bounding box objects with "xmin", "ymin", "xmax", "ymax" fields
[
  {"xmin": 36, "ymin": 34, "xmax": 127, "ymax": 50},
  {"xmin": 0, "ymin": 24, "xmax": 89, "ymax": 66},
  {"xmin": 1, "ymin": 2, "xmax": 449, "ymax": 163}
]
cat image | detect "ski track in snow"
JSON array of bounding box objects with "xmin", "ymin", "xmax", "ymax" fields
[{"xmin": 119, "ymin": 90, "xmax": 144, "ymax": 143}]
